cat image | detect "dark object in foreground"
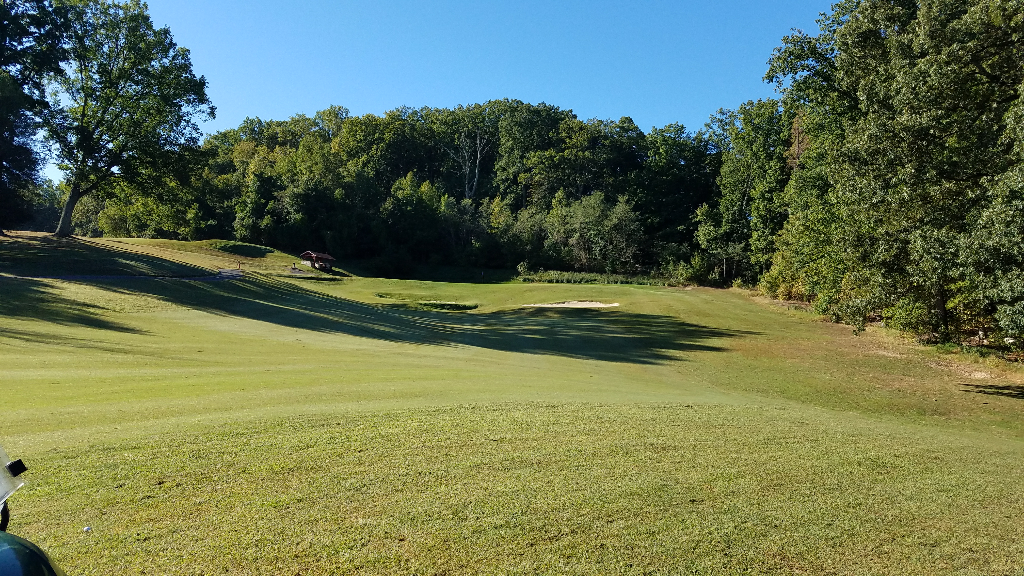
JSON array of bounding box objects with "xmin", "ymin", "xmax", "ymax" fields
[
  {"xmin": 0, "ymin": 530, "xmax": 66, "ymax": 576},
  {"xmin": 6, "ymin": 460, "xmax": 26, "ymax": 478},
  {"xmin": 1, "ymin": 447, "xmax": 66, "ymax": 575}
]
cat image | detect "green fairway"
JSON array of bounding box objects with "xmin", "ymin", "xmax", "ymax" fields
[{"xmin": 2, "ymin": 233, "xmax": 1024, "ymax": 575}]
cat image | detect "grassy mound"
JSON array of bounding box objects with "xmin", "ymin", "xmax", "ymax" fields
[{"xmin": 109, "ymin": 238, "xmax": 314, "ymax": 275}]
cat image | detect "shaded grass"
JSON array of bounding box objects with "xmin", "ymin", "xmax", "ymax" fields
[
  {"xmin": 0, "ymin": 276, "xmax": 143, "ymax": 333},
  {"xmin": 0, "ymin": 233, "xmax": 210, "ymax": 278},
  {"xmin": 60, "ymin": 274, "xmax": 751, "ymax": 365},
  {"xmin": 961, "ymin": 382, "xmax": 1024, "ymax": 400}
]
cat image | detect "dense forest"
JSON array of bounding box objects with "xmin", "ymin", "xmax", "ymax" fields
[
  {"xmin": 95, "ymin": 103, "xmax": 721, "ymax": 277},
  {"xmin": 2, "ymin": 0, "xmax": 1023, "ymax": 346}
]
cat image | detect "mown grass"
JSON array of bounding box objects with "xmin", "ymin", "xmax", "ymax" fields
[
  {"xmin": 20, "ymin": 406, "xmax": 1024, "ymax": 575},
  {"xmin": 2, "ymin": 232, "xmax": 1024, "ymax": 575}
]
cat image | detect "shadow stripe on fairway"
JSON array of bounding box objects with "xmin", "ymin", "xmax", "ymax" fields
[{"xmin": 3, "ymin": 269, "xmax": 244, "ymax": 282}]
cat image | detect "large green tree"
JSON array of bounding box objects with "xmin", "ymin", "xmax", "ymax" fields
[
  {"xmin": 428, "ymin": 103, "xmax": 500, "ymax": 201},
  {"xmin": 640, "ymin": 124, "xmax": 720, "ymax": 263},
  {"xmin": 0, "ymin": 0, "xmax": 65, "ymax": 233},
  {"xmin": 695, "ymin": 100, "xmax": 791, "ymax": 284},
  {"xmin": 45, "ymin": 0, "xmax": 212, "ymax": 237},
  {"xmin": 764, "ymin": 0, "xmax": 1024, "ymax": 341}
]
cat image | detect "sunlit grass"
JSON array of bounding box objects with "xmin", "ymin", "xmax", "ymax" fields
[{"xmin": 2, "ymin": 233, "xmax": 1023, "ymax": 574}]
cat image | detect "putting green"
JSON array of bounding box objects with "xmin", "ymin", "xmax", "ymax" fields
[{"xmin": 2, "ymin": 233, "xmax": 1023, "ymax": 574}]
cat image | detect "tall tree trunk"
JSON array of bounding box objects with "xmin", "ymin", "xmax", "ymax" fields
[
  {"xmin": 54, "ymin": 183, "xmax": 82, "ymax": 237},
  {"xmin": 934, "ymin": 287, "xmax": 950, "ymax": 341},
  {"xmin": 470, "ymin": 132, "xmax": 482, "ymax": 200}
]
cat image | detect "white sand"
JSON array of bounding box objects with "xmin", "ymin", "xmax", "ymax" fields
[{"xmin": 522, "ymin": 301, "xmax": 620, "ymax": 308}]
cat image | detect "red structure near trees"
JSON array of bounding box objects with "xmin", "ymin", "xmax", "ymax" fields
[{"xmin": 299, "ymin": 251, "xmax": 335, "ymax": 271}]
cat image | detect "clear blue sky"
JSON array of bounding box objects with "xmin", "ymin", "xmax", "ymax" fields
[{"xmin": 153, "ymin": 1, "xmax": 832, "ymax": 134}]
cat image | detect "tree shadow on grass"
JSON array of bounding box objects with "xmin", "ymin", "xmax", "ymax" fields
[
  {"xmin": 961, "ymin": 383, "xmax": 1024, "ymax": 400},
  {"xmin": 2, "ymin": 235, "xmax": 755, "ymax": 363},
  {"xmin": 93, "ymin": 274, "xmax": 756, "ymax": 364},
  {"xmin": 0, "ymin": 276, "xmax": 143, "ymax": 334},
  {"xmin": 0, "ymin": 233, "xmax": 209, "ymax": 278},
  {"xmin": 0, "ymin": 326, "xmax": 169, "ymax": 357}
]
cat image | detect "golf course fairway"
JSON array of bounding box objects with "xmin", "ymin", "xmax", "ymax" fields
[{"xmin": 2, "ymin": 233, "xmax": 1023, "ymax": 575}]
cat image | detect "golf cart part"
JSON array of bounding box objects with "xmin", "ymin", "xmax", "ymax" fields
[
  {"xmin": 0, "ymin": 476, "xmax": 24, "ymax": 508},
  {"xmin": 0, "ymin": 530, "xmax": 67, "ymax": 576},
  {"xmin": 0, "ymin": 502, "xmax": 8, "ymax": 533},
  {"xmin": 6, "ymin": 460, "xmax": 26, "ymax": 478},
  {"xmin": 0, "ymin": 449, "xmax": 25, "ymax": 507}
]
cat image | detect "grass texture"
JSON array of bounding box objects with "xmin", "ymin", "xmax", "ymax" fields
[{"xmin": 2, "ymin": 232, "xmax": 1023, "ymax": 575}]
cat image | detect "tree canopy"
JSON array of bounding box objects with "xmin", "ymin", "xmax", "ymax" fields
[
  {"xmin": 44, "ymin": 0, "xmax": 213, "ymax": 237},
  {"xmin": 0, "ymin": 0, "xmax": 65, "ymax": 232},
  {"xmin": 159, "ymin": 101, "xmax": 714, "ymax": 276},
  {"xmin": 761, "ymin": 0, "xmax": 1024, "ymax": 344}
]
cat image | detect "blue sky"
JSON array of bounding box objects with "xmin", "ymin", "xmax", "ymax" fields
[{"xmin": 155, "ymin": 1, "xmax": 832, "ymax": 134}]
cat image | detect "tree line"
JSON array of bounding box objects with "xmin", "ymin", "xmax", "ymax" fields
[
  {"xmin": 111, "ymin": 103, "xmax": 721, "ymax": 277},
  {"xmin": 2, "ymin": 0, "xmax": 1023, "ymax": 346}
]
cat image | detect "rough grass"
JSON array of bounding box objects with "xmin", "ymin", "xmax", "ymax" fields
[
  {"xmin": 2, "ymin": 232, "xmax": 1024, "ymax": 575},
  {"xmin": 517, "ymin": 269, "xmax": 678, "ymax": 286}
]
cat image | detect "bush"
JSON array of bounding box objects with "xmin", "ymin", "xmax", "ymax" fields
[
  {"xmin": 883, "ymin": 298, "xmax": 933, "ymax": 334},
  {"xmin": 517, "ymin": 269, "xmax": 680, "ymax": 287}
]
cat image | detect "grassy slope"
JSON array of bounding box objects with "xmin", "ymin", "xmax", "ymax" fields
[
  {"xmin": 2, "ymin": 232, "xmax": 1023, "ymax": 575},
  {"xmin": 109, "ymin": 238, "xmax": 317, "ymax": 275}
]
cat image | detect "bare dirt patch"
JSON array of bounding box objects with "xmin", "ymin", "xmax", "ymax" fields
[
  {"xmin": 870, "ymin": 349, "xmax": 905, "ymax": 359},
  {"xmin": 928, "ymin": 361, "xmax": 994, "ymax": 380}
]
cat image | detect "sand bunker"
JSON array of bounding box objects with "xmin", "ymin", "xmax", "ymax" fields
[{"xmin": 522, "ymin": 301, "xmax": 620, "ymax": 308}]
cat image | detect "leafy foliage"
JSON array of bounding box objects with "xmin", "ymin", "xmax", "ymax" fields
[
  {"xmin": 762, "ymin": 0, "xmax": 1024, "ymax": 344},
  {"xmin": 0, "ymin": 0, "xmax": 65, "ymax": 231},
  {"xmin": 44, "ymin": 0, "xmax": 213, "ymax": 236},
  {"xmin": 149, "ymin": 100, "xmax": 719, "ymax": 276}
]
